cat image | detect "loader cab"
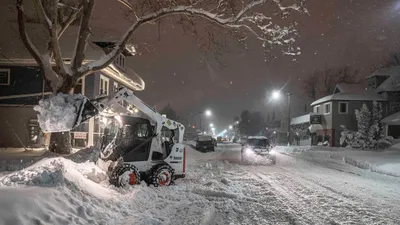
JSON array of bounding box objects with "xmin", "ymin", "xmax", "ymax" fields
[{"xmin": 101, "ymin": 116, "xmax": 155, "ymax": 162}]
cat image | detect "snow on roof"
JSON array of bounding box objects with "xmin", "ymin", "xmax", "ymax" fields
[
  {"xmin": 334, "ymin": 83, "xmax": 365, "ymax": 94},
  {"xmin": 377, "ymin": 75, "xmax": 400, "ymax": 92},
  {"xmin": 311, "ymin": 91, "xmax": 386, "ymax": 106},
  {"xmin": 382, "ymin": 111, "xmax": 400, "ymax": 125},
  {"xmin": 368, "ymin": 66, "xmax": 400, "ymax": 78},
  {"xmin": 291, "ymin": 114, "xmax": 313, "ymax": 125},
  {"xmin": 247, "ymin": 136, "xmax": 268, "ymax": 139}
]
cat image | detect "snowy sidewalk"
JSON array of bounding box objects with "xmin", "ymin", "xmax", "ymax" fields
[
  {"xmin": 275, "ymin": 145, "xmax": 400, "ymax": 177},
  {"xmin": 0, "ymin": 148, "xmax": 47, "ymax": 173}
]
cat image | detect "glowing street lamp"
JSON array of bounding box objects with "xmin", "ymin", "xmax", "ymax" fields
[
  {"xmin": 209, "ymin": 123, "xmax": 214, "ymax": 127},
  {"xmin": 271, "ymin": 89, "xmax": 292, "ymax": 145},
  {"xmin": 271, "ymin": 90, "xmax": 281, "ymax": 100},
  {"xmin": 198, "ymin": 109, "xmax": 212, "ymax": 133},
  {"xmin": 229, "ymin": 125, "xmax": 233, "ymax": 129}
]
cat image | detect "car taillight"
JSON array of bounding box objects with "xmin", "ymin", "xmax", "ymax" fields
[{"xmin": 183, "ymin": 147, "xmax": 186, "ymax": 173}]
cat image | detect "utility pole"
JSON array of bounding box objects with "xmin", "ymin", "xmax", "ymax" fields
[{"xmin": 287, "ymin": 93, "xmax": 292, "ymax": 146}]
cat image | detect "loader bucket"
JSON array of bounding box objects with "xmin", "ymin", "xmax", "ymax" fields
[{"xmin": 34, "ymin": 93, "xmax": 99, "ymax": 133}]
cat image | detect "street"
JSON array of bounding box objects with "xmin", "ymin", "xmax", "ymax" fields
[
  {"xmin": 186, "ymin": 143, "xmax": 400, "ymax": 224},
  {"xmin": 1, "ymin": 143, "xmax": 400, "ymax": 225}
]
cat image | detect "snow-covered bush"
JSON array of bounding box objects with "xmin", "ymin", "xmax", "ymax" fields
[{"xmin": 340, "ymin": 102, "xmax": 393, "ymax": 150}]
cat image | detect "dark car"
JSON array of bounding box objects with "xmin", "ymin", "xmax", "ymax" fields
[
  {"xmin": 195, "ymin": 135, "xmax": 215, "ymax": 152},
  {"xmin": 241, "ymin": 136, "xmax": 276, "ymax": 165}
]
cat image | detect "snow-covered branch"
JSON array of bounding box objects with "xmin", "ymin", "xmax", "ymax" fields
[{"xmin": 80, "ymin": 0, "xmax": 305, "ymax": 75}]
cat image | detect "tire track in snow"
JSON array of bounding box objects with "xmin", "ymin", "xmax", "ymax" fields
[{"xmin": 254, "ymin": 170, "xmax": 400, "ymax": 224}]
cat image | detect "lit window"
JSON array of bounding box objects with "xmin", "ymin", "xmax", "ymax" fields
[
  {"xmin": 339, "ymin": 102, "xmax": 348, "ymax": 114},
  {"xmin": 113, "ymin": 82, "xmax": 119, "ymax": 92},
  {"xmin": 99, "ymin": 75, "xmax": 109, "ymax": 96}
]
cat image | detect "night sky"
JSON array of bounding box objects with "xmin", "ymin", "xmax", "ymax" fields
[{"xmin": 6, "ymin": 0, "xmax": 400, "ymax": 130}]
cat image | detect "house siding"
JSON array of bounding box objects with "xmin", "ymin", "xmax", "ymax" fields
[
  {"xmin": 0, "ymin": 66, "xmax": 50, "ymax": 97},
  {"xmin": 0, "ymin": 106, "xmax": 43, "ymax": 147}
]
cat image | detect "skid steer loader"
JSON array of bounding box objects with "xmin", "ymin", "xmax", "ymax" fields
[{"xmin": 42, "ymin": 87, "xmax": 186, "ymax": 187}]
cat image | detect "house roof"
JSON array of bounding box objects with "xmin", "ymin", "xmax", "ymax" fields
[
  {"xmin": 0, "ymin": 22, "xmax": 144, "ymax": 91},
  {"xmin": 377, "ymin": 76, "xmax": 400, "ymax": 93},
  {"xmin": 311, "ymin": 91, "xmax": 386, "ymax": 106},
  {"xmin": 334, "ymin": 83, "xmax": 365, "ymax": 93},
  {"xmin": 0, "ymin": 22, "xmax": 105, "ymax": 61},
  {"xmin": 382, "ymin": 111, "xmax": 400, "ymax": 125},
  {"xmin": 368, "ymin": 66, "xmax": 400, "ymax": 78},
  {"xmin": 291, "ymin": 114, "xmax": 311, "ymax": 125}
]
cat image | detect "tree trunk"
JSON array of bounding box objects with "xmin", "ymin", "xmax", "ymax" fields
[
  {"xmin": 48, "ymin": 79, "xmax": 76, "ymax": 154},
  {"xmin": 49, "ymin": 132, "xmax": 72, "ymax": 154}
]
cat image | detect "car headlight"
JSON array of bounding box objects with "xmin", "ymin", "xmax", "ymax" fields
[
  {"xmin": 245, "ymin": 148, "xmax": 253, "ymax": 155},
  {"xmin": 269, "ymin": 149, "xmax": 276, "ymax": 154}
]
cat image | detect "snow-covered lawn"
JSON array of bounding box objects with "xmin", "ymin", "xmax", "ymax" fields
[
  {"xmin": 1, "ymin": 144, "xmax": 400, "ymax": 224},
  {"xmin": 275, "ymin": 145, "xmax": 400, "ymax": 177}
]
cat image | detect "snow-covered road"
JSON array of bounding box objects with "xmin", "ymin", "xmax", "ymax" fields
[
  {"xmin": 185, "ymin": 144, "xmax": 400, "ymax": 224},
  {"xmin": 1, "ymin": 144, "xmax": 400, "ymax": 225}
]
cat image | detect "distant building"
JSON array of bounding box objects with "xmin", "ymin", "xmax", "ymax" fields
[
  {"xmin": 290, "ymin": 66, "xmax": 400, "ymax": 147},
  {"xmin": 0, "ymin": 23, "xmax": 145, "ymax": 148}
]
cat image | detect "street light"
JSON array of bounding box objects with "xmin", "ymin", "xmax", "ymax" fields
[
  {"xmin": 229, "ymin": 125, "xmax": 233, "ymax": 129},
  {"xmin": 198, "ymin": 109, "xmax": 212, "ymax": 133},
  {"xmin": 271, "ymin": 90, "xmax": 281, "ymax": 100},
  {"xmin": 209, "ymin": 123, "xmax": 214, "ymax": 127},
  {"xmin": 271, "ymin": 90, "xmax": 292, "ymax": 146}
]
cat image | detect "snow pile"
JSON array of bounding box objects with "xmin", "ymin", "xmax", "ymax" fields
[
  {"xmin": 276, "ymin": 145, "xmax": 400, "ymax": 177},
  {"xmin": 0, "ymin": 146, "xmax": 235, "ymax": 225},
  {"xmin": 33, "ymin": 93, "xmax": 87, "ymax": 132}
]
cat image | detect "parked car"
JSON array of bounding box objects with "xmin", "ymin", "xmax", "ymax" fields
[
  {"xmin": 195, "ymin": 135, "xmax": 215, "ymax": 152},
  {"xmin": 217, "ymin": 136, "xmax": 223, "ymax": 143},
  {"xmin": 241, "ymin": 136, "xmax": 276, "ymax": 165}
]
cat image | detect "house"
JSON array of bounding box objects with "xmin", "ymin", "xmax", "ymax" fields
[
  {"xmin": 0, "ymin": 22, "xmax": 145, "ymax": 148},
  {"xmin": 290, "ymin": 66, "xmax": 400, "ymax": 147}
]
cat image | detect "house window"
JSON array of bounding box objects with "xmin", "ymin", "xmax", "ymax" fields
[
  {"xmin": 74, "ymin": 78, "xmax": 84, "ymax": 95},
  {"xmin": 113, "ymin": 82, "xmax": 119, "ymax": 92},
  {"xmin": 114, "ymin": 54, "xmax": 126, "ymax": 69},
  {"xmin": 339, "ymin": 102, "xmax": 348, "ymax": 114},
  {"xmin": 0, "ymin": 69, "xmax": 10, "ymax": 85},
  {"xmin": 99, "ymin": 75, "xmax": 109, "ymax": 96},
  {"xmin": 324, "ymin": 102, "xmax": 331, "ymax": 114},
  {"xmin": 314, "ymin": 105, "xmax": 320, "ymax": 113}
]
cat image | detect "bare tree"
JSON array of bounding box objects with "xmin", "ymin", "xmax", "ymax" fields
[
  {"xmin": 335, "ymin": 65, "xmax": 359, "ymax": 84},
  {"xmin": 303, "ymin": 71, "xmax": 320, "ymax": 101},
  {"xmin": 372, "ymin": 52, "xmax": 400, "ymax": 71},
  {"xmin": 16, "ymin": 0, "xmax": 307, "ymax": 153},
  {"xmin": 303, "ymin": 65, "xmax": 359, "ymax": 100}
]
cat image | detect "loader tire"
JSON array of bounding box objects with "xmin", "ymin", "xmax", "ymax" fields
[
  {"xmin": 148, "ymin": 164, "xmax": 174, "ymax": 187},
  {"xmin": 110, "ymin": 163, "xmax": 141, "ymax": 187}
]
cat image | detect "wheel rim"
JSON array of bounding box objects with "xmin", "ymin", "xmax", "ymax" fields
[
  {"xmin": 119, "ymin": 170, "xmax": 137, "ymax": 186},
  {"xmin": 157, "ymin": 169, "xmax": 171, "ymax": 186}
]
